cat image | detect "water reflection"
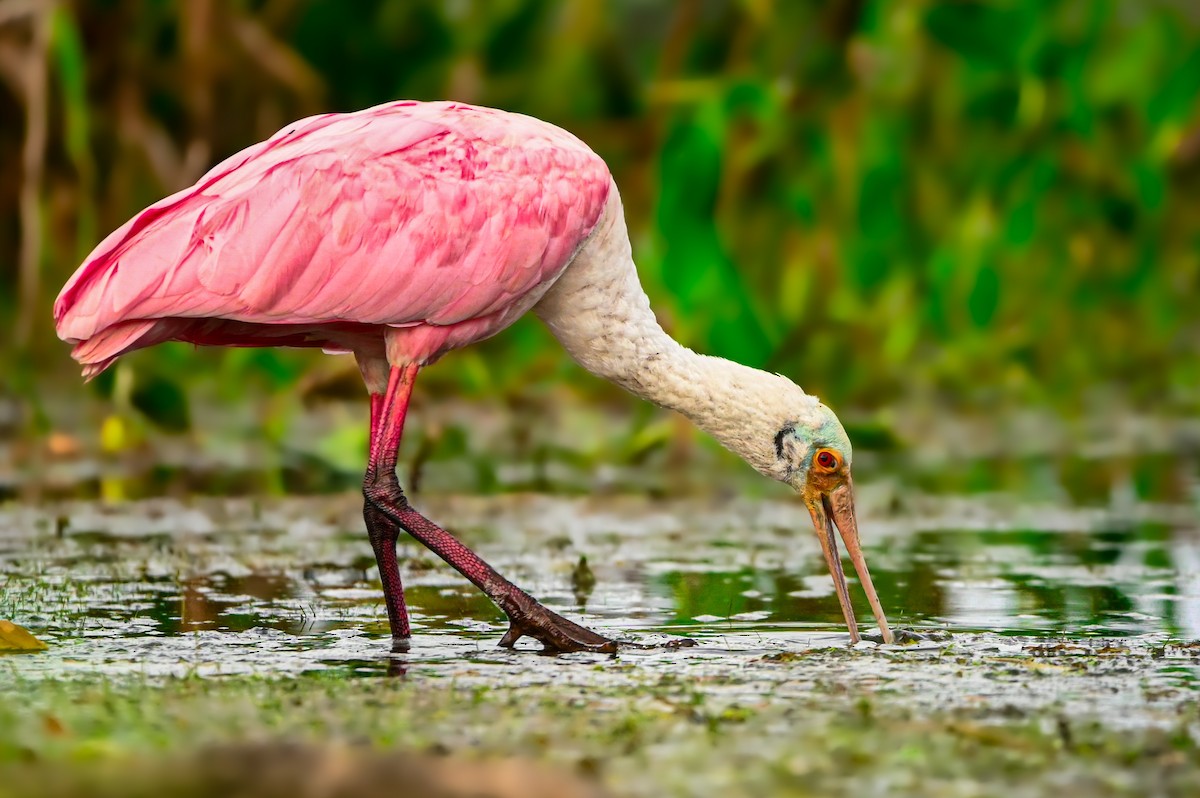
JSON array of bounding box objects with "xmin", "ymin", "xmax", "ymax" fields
[
  {"xmin": 650, "ymin": 524, "xmax": 1198, "ymax": 638},
  {"xmin": 1, "ymin": 485, "xmax": 1197, "ymax": 683},
  {"xmin": 7, "ymin": 526, "xmax": 1196, "ymax": 644}
]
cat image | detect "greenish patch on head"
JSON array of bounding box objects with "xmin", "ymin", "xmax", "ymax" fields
[
  {"xmin": 774, "ymin": 403, "xmax": 852, "ymax": 485},
  {"xmin": 812, "ymin": 403, "xmax": 852, "ymax": 465}
]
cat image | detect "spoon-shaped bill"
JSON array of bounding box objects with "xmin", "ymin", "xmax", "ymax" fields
[{"xmin": 806, "ymin": 477, "xmax": 894, "ymax": 645}]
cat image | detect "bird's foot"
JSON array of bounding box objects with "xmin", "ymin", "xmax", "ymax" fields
[
  {"xmin": 615, "ymin": 635, "xmax": 699, "ymax": 651},
  {"xmin": 861, "ymin": 628, "xmax": 938, "ymax": 645},
  {"xmin": 497, "ymin": 593, "xmax": 618, "ymax": 654}
]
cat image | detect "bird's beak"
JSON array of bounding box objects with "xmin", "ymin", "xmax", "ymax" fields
[{"xmin": 804, "ymin": 476, "xmax": 894, "ymax": 644}]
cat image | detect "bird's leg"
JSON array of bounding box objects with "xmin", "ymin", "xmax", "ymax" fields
[
  {"xmin": 364, "ymin": 364, "xmax": 617, "ymax": 654},
  {"xmin": 364, "ymin": 391, "xmax": 412, "ymax": 649}
]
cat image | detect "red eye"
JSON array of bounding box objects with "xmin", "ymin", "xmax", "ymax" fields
[{"xmin": 815, "ymin": 450, "xmax": 839, "ymax": 471}]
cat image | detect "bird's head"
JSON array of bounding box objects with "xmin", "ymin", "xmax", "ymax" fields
[{"xmin": 771, "ymin": 402, "xmax": 894, "ymax": 644}]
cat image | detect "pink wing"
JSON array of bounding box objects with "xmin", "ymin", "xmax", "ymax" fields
[{"xmin": 55, "ymin": 101, "xmax": 612, "ymax": 373}]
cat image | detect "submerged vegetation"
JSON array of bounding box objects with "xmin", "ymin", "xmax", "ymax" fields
[{"xmin": 3, "ymin": 485, "xmax": 1200, "ymax": 794}]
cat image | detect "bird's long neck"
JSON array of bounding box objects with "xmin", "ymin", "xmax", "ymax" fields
[{"xmin": 534, "ymin": 186, "xmax": 797, "ymax": 480}]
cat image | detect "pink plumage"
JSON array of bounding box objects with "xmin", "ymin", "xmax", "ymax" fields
[
  {"xmin": 53, "ymin": 99, "xmax": 895, "ymax": 653},
  {"xmin": 54, "ymin": 100, "xmax": 612, "ymax": 376}
]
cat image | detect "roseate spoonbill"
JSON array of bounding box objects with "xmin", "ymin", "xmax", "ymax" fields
[{"xmin": 55, "ymin": 100, "xmax": 894, "ymax": 652}]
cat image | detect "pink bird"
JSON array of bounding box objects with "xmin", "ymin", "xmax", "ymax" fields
[{"xmin": 55, "ymin": 100, "xmax": 894, "ymax": 652}]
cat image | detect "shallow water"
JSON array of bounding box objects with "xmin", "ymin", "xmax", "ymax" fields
[{"xmin": 3, "ymin": 472, "xmax": 1199, "ymax": 726}]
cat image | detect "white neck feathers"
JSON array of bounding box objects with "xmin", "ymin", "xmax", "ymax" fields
[{"xmin": 534, "ymin": 187, "xmax": 816, "ymax": 480}]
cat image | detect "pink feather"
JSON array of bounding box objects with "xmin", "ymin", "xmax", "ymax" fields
[{"xmin": 54, "ymin": 100, "xmax": 612, "ymax": 374}]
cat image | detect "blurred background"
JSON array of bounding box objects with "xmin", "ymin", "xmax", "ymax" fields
[{"xmin": 1, "ymin": 0, "xmax": 1198, "ymax": 499}]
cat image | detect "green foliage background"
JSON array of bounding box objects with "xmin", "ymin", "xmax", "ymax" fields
[{"xmin": 2, "ymin": 0, "xmax": 1199, "ymax": 438}]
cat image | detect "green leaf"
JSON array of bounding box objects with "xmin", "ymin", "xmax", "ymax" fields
[
  {"xmin": 49, "ymin": 8, "xmax": 88, "ymax": 162},
  {"xmin": 1004, "ymin": 202, "xmax": 1036, "ymax": 246},
  {"xmin": 49, "ymin": 5, "xmax": 96, "ymax": 261},
  {"xmin": 1086, "ymin": 17, "xmax": 1162, "ymax": 107},
  {"xmin": 1133, "ymin": 160, "xmax": 1165, "ymax": 213},
  {"xmin": 858, "ymin": 164, "xmax": 905, "ymax": 245},
  {"xmin": 924, "ymin": 2, "xmax": 1035, "ymax": 71},
  {"xmin": 1148, "ymin": 49, "xmax": 1200, "ymax": 128},
  {"xmin": 656, "ymin": 107, "xmax": 773, "ymax": 365},
  {"xmin": 968, "ymin": 261, "xmax": 1000, "ymax": 328}
]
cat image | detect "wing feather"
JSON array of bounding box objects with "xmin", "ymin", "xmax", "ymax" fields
[{"xmin": 55, "ymin": 101, "xmax": 611, "ymax": 364}]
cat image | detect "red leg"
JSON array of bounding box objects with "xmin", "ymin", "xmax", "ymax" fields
[
  {"xmin": 364, "ymin": 391, "xmax": 411, "ymax": 648},
  {"xmin": 364, "ymin": 364, "xmax": 616, "ymax": 654}
]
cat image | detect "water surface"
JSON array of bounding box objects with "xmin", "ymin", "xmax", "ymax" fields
[{"xmin": 3, "ymin": 479, "xmax": 1198, "ymax": 725}]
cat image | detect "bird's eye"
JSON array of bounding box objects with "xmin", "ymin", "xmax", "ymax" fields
[{"xmin": 815, "ymin": 449, "xmax": 840, "ymax": 472}]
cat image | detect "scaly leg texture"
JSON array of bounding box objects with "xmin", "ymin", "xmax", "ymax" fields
[
  {"xmin": 364, "ymin": 364, "xmax": 616, "ymax": 654},
  {"xmin": 364, "ymin": 392, "xmax": 411, "ymax": 649}
]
